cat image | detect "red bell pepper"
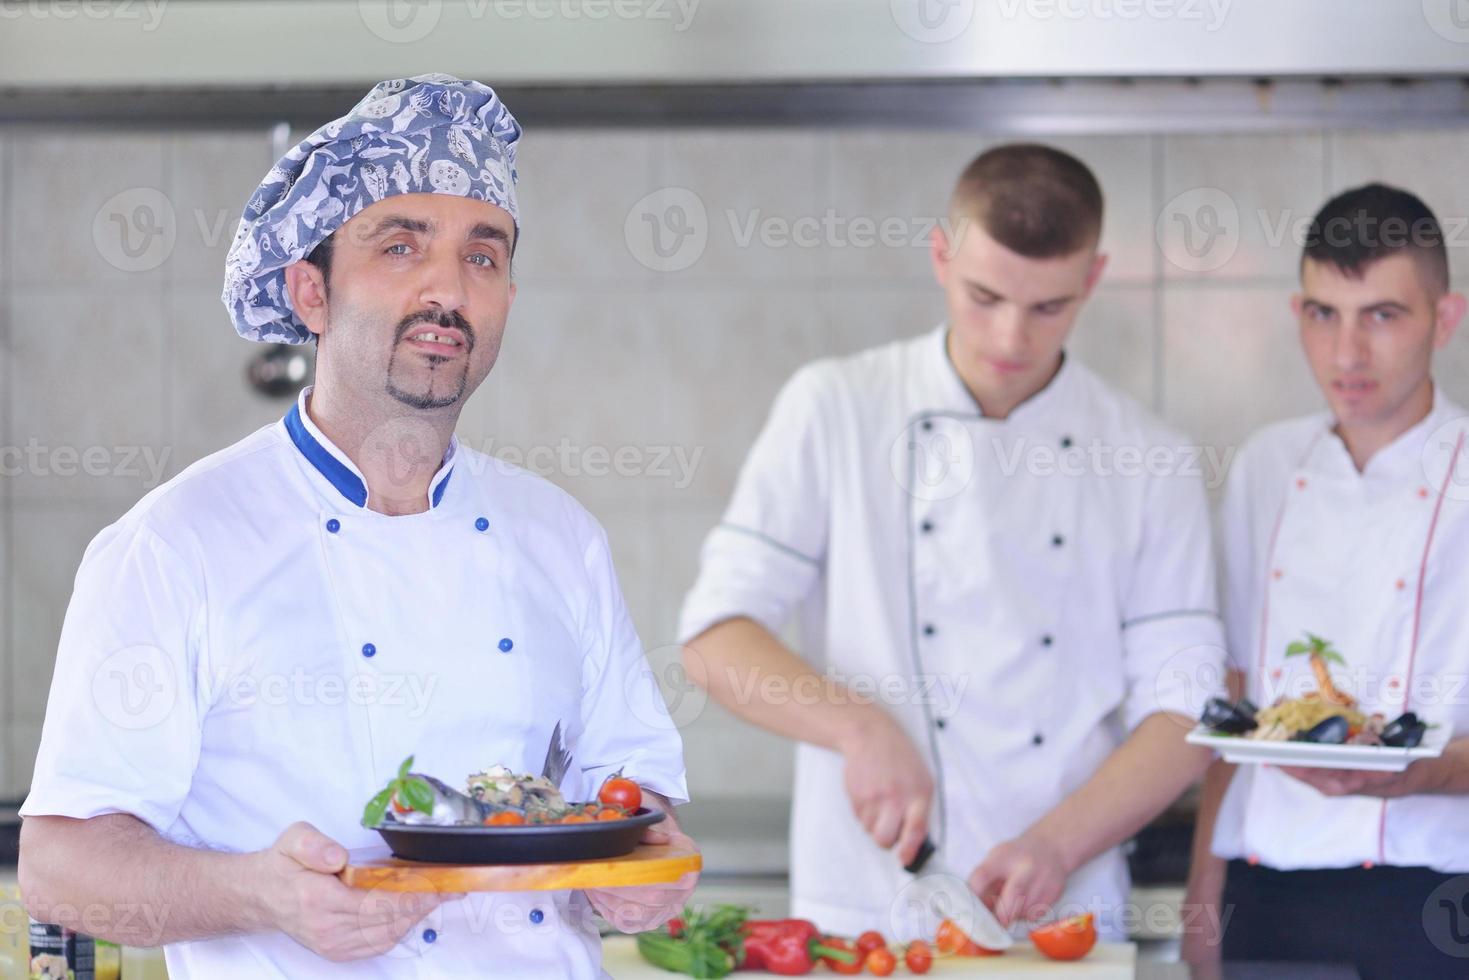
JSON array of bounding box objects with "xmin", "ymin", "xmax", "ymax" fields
[{"xmin": 738, "ymin": 919, "xmax": 855, "ymax": 975}]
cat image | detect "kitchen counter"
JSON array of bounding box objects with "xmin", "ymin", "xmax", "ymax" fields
[{"xmin": 603, "ymin": 935, "xmax": 1138, "ymax": 977}]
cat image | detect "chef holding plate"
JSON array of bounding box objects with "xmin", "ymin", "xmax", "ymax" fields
[
  {"xmin": 1185, "ymin": 183, "xmax": 1469, "ymax": 978},
  {"xmin": 678, "ymin": 144, "xmax": 1226, "ymax": 941},
  {"xmin": 19, "ymin": 74, "xmax": 695, "ymax": 978}
]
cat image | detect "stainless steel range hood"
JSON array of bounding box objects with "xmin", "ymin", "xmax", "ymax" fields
[{"xmin": 1, "ymin": 0, "xmax": 1466, "ymax": 129}]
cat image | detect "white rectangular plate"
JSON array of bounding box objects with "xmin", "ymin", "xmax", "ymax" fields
[{"xmin": 1186, "ymin": 722, "xmax": 1453, "ymax": 771}]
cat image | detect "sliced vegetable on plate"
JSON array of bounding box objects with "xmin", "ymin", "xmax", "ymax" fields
[{"xmin": 1029, "ymin": 912, "xmax": 1098, "ymax": 961}]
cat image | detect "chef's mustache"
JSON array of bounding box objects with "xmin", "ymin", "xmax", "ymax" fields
[{"xmin": 395, "ymin": 309, "xmax": 475, "ymax": 352}]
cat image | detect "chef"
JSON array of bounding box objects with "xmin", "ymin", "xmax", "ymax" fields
[
  {"xmin": 677, "ymin": 144, "xmax": 1225, "ymax": 939},
  {"xmin": 1184, "ymin": 184, "xmax": 1469, "ymax": 978},
  {"xmin": 18, "ymin": 74, "xmax": 694, "ymax": 978}
]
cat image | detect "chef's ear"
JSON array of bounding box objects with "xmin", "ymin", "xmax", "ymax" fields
[
  {"xmin": 1081, "ymin": 251, "xmax": 1108, "ymax": 298},
  {"xmin": 284, "ymin": 260, "xmax": 330, "ymax": 342},
  {"xmin": 1289, "ymin": 293, "xmax": 1305, "ymax": 321},
  {"xmin": 1433, "ymin": 291, "xmax": 1466, "ymax": 351},
  {"xmin": 929, "ymin": 223, "xmax": 953, "ymax": 287}
]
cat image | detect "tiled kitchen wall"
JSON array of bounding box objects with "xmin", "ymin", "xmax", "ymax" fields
[{"xmin": 2, "ymin": 125, "xmax": 1467, "ymax": 803}]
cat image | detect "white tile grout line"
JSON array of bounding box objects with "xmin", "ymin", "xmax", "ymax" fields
[
  {"xmin": 1150, "ymin": 133, "xmax": 1166, "ymax": 419},
  {"xmin": 1, "ymin": 133, "xmax": 12, "ymax": 794},
  {"xmin": 162, "ymin": 136, "xmax": 175, "ymax": 485}
]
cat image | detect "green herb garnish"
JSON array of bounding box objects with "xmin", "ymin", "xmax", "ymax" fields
[{"xmin": 362, "ymin": 755, "xmax": 436, "ymax": 828}]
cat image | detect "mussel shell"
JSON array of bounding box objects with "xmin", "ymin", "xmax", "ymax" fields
[
  {"xmin": 1294, "ymin": 715, "xmax": 1350, "ymax": 744},
  {"xmin": 1381, "ymin": 712, "xmax": 1427, "ymax": 748},
  {"xmin": 1201, "ymin": 697, "xmax": 1259, "ymax": 735}
]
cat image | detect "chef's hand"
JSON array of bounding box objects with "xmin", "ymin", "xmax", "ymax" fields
[
  {"xmin": 838, "ymin": 709, "xmax": 934, "ymax": 867},
  {"xmin": 252, "ymin": 821, "xmax": 459, "ymax": 961},
  {"xmin": 586, "ymin": 800, "xmax": 700, "ymax": 933},
  {"xmin": 1276, "ymin": 762, "xmax": 1427, "ymax": 798},
  {"xmin": 967, "ymin": 831, "xmax": 1069, "ymax": 928}
]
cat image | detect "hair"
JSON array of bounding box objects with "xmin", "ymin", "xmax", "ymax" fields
[
  {"xmin": 1301, "ymin": 183, "xmax": 1449, "ymax": 297},
  {"xmin": 949, "ymin": 143, "xmax": 1104, "ymax": 258}
]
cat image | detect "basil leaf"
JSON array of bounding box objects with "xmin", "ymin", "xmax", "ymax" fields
[
  {"xmin": 398, "ymin": 755, "xmax": 414, "ymax": 780},
  {"xmin": 401, "ymin": 776, "xmax": 436, "ymax": 814},
  {"xmin": 363, "ymin": 787, "xmax": 393, "ymax": 828}
]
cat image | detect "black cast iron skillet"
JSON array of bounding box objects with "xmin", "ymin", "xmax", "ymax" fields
[{"xmin": 375, "ymin": 808, "xmax": 665, "ymax": 864}]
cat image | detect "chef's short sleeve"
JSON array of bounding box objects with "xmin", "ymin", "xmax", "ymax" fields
[
  {"xmin": 20, "ymin": 518, "xmax": 206, "ymax": 833},
  {"xmin": 1119, "ymin": 465, "xmax": 1228, "ymax": 731},
  {"xmin": 677, "ymin": 363, "xmax": 833, "ymax": 645},
  {"xmin": 577, "ymin": 528, "xmax": 690, "ymax": 806}
]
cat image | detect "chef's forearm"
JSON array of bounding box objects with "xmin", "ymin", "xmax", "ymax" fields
[
  {"xmin": 20, "ymin": 812, "xmax": 267, "ymax": 946},
  {"xmin": 1024, "ymin": 712, "xmax": 1212, "ymax": 875},
  {"xmin": 1409, "ymin": 737, "xmax": 1469, "ymax": 795},
  {"xmin": 683, "ymin": 617, "xmax": 885, "ymax": 752}
]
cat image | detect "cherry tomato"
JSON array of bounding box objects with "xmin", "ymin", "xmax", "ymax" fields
[
  {"xmin": 904, "ymin": 940, "xmax": 933, "ymax": 974},
  {"xmin": 934, "ymin": 919, "xmax": 966, "ymax": 954},
  {"xmin": 598, "ymin": 773, "xmax": 643, "ymax": 811},
  {"xmin": 865, "ymin": 948, "xmax": 896, "ymax": 976},
  {"xmin": 1030, "ymin": 913, "xmax": 1097, "ymax": 962},
  {"xmin": 935, "ymin": 919, "xmax": 1003, "ymax": 956},
  {"xmin": 390, "ymin": 792, "xmax": 409, "ymax": 815},
  {"xmin": 560, "ymin": 813, "xmax": 594, "ymax": 824},
  {"xmin": 483, "ymin": 811, "xmax": 525, "ymax": 826},
  {"xmin": 856, "ymin": 931, "xmax": 886, "ymax": 956},
  {"xmin": 596, "ymin": 807, "xmax": 625, "ymax": 821}
]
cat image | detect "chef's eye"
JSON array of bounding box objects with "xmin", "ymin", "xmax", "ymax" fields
[
  {"xmin": 971, "ymin": 293, "xmax": 1000, "ymax": 308},
  {"xmin": 1305, "ymin": 304, "xmax": 1334, "ymax": 322},
  {"xmin": 1034, "ymin": 301, "xmax": 1066, "ymax": 316},
  {"xmin": 1369, "ymin": 308, "xmax": 1398, "ymax": 325},
  {"xmin": 467, "ymin": 252, "xmax": 497, "ymax": 268},
  {"xmin": 384, "ymin": 243, "xmax": 413, "ymax": 256}
]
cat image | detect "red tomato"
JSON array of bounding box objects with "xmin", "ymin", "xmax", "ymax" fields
[
  {"xmin": 904, "ymin": 940, "xmax": 933, "ymax": 973},
  {"xmin": 598, "ymin": 774, "xmax": 642, "ymax": 811},
  {"xmin": 856, "ymin": 931, "xmax": 886, "ymax": 956},
  {"xmin": 865, "ymin": 947, "xmax": 896, "ymax": 976},
  {"xmin": 1030, "ymin": 913, "xmax": 1098, "ymax": 961},
  {"xmin": 935, "ymin": 918, "xmax": 1003, "ymax": 956},
  {"xmin": 934, "ymin": 919, "xmax": 965, "ymax": 954}
]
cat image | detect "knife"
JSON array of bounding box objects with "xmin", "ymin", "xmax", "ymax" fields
[{"xmin": 895, "ymin": 835, "xmax": 1015, "ymax": 951}]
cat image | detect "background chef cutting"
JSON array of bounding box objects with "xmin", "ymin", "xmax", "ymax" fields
[
  {"xmin": 1184, "ymin": 184, "xmax": 1469, "ymax": 979},
  {"xmin": 18, "ymin": 75, "xmax": 696, "ymax": 978},
  {"xmin": 678, "ymin": 144, "xmax": 1226, "ymax": 939}
]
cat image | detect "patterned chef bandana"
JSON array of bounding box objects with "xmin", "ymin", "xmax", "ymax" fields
[{"xmin": 222, "ymin": 73, "xmax": 521, "ymax": 344}]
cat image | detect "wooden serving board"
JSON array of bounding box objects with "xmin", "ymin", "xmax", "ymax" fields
[
  {"xmin": 339, "ymin": 842, "xmax": 702, "ymax": 893},
  {"xmin": 602, "ymin": 935, "xmax": 1136, "ymax": 977}
]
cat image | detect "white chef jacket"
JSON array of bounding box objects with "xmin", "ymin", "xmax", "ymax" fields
[
  {"xmin": 1211, "ymin": 389, "xmax": 1469, "ymax": 872},
  {"xmin": 22, "ymin": 386, "xmax": 688, "ymax": 979},
  {"xmin": 678, "ymin": 325, "xmax": 1226, "ymax": 939}
]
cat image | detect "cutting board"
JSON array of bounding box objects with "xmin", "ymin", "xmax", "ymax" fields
[
  {"xmin": 340, "ymin": 842, "xmax": 701, "ymax": 893},
  {"xmin": 600, "ymin": 935, "xmax": 1136, "ymax": 978}
]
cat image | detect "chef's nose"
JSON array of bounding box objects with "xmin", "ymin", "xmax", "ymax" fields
[
  {"xmin": 1333, "ymin": 322, "xmax": 1370, "ymax": 371},
  {"xmin": 416, "ymin": 251, "xmax": 469, "ymax": 314},
  {"xmin": 990, "ymin": 306, "xmax": 1029, "ymax": 357}
]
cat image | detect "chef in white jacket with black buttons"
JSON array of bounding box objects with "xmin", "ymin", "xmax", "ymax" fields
[
  {"xmin": 678, "ymin": 144, "xmax": 1224, "ymax": 940},
  {"xmin": 19, "ymin": 75, "xmax": 694, "ymax": 979},
  {"xmin": 1185, "ymin": 184, "xmax": 1469, "ymax": 980}
]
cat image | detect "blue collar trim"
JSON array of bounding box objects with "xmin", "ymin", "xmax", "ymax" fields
[{"xmin": 284, "ymin": 402, "xmax": 369, "ymax": 508}]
